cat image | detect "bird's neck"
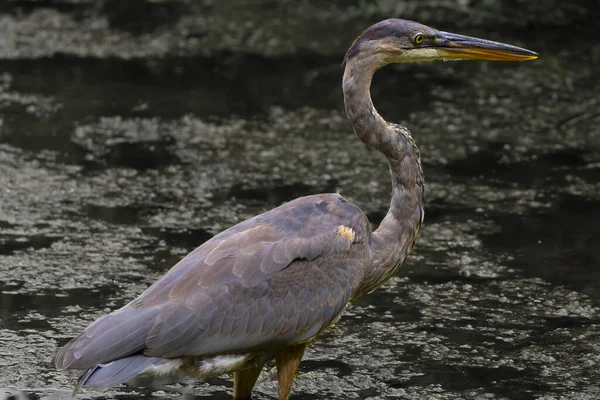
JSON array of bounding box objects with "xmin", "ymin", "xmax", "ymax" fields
[{"xmin": 343, "ymin": 56, "xmax": 425, "ymax": 295}]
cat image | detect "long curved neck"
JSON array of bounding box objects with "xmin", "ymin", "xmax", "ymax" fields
[{"xmin": 343, "ymin": 55, "xmax": 425, "ymax": 295}]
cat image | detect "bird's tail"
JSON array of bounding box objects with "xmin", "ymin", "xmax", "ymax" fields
[{"xmin": 73, "ymin": 355, "xmax": 182, "ymax": 396}]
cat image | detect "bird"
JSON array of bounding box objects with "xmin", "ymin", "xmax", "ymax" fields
[{"xmin": 53, "ymin": 19, "xmax": 537, "ymax": 400}]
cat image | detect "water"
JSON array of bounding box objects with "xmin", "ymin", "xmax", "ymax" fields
[{"xmin": 1, "ymin": 1, "xmax": 599, "ymax": 399}]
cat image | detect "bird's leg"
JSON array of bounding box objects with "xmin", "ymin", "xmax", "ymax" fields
[
  {"xmin": 233, "ymin": 363, "xmax": 264, "ymax": 400},
  {"xmin": 274, "ymin": 344, "xmax": 306, "ymax": 400}
]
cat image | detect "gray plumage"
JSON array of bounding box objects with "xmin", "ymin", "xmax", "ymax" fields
[
  {"xmin": 54, "ymin": 194, "xmax": 373, "ymax": 369},
  {"xmin": 75, "ymin": 356, "xmax": 174, "ymax": 392}
]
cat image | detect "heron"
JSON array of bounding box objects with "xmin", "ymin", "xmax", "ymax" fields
[{"xmin": 53, "ymin": 19, "xmax": 537, "ymax": 400}]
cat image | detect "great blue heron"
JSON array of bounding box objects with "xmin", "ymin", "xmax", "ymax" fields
[{"xmin": 53, "ymin": 19, "xmax": 537, "ymax": 400}]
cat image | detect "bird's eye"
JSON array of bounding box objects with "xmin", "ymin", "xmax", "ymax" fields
[{"xmin": 413, "ymin": 34, "xmax": 424, "ymax": 45}]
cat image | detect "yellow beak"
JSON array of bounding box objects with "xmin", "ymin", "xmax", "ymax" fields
[{"xmin": 435, "ymin": 31, "xmax": 538, "ymax": 61}]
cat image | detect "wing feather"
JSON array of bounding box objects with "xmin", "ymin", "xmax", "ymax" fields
[{"xmin": 55, "ymin": 193, "xmax": 371, "ymax": 369}]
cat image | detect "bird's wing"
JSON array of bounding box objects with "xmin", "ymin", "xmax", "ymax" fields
[{"xmin": 54, "ymin": 193, "xmax": 371, "ymax": 369}]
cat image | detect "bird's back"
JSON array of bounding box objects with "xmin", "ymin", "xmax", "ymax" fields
[{"xmin": 53, "ymin": 193, "xmax": 372, "ymax": 377}]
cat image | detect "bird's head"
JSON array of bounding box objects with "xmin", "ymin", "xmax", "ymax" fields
[{"xmin": 345, "ymin": 19, "xmax": 538, "ymax": 65}]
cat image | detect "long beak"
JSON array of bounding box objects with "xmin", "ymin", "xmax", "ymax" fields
[{"xmin": 436, "ymin": 31, "xmax": 538, "ymax": 61}]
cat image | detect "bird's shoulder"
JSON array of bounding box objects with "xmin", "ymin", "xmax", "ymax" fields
[
  {"xmin": 204, "ymin": 192, "xmax": 371, "ymax": 257},
  {"xmin": 247, "ymin": 193, "xmax": 370, "ymax": 242}
]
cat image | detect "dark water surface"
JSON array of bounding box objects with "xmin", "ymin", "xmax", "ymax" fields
[{"xmin": 1, "ymin": 1, "xmax": 599, "ymax": 399}]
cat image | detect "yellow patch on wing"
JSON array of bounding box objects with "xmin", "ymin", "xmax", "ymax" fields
[{"xmin": 337, "ymin": 225, "xmax": 356, "ymax": 242}]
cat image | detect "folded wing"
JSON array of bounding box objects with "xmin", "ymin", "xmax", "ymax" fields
[{"xmin": 54, "ymin": 193, "xmax": 372, "ymax": 370}]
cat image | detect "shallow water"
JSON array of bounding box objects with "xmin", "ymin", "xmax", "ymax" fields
[{"xmin": 1, "ymin": 1, "xmax": 599, "ymax": 399}]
